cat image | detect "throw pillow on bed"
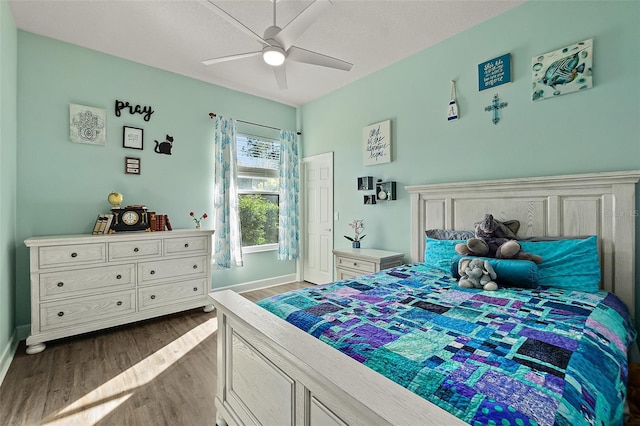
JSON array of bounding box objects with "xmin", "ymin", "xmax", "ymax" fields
[
  {"xmin": 519, "ymin": 235, "xmax": 600, "ymax": 293},
  {"xmin": 424, "ymin": 237, "xmax": 465, "ymax": 271},
  {"xmin": 450, "ymin": 255, "xmax": 539, "ymax": 289}
]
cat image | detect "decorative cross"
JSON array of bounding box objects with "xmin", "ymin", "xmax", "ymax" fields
[{"xmin": 484, "ymin": 94, "xmax": 508, "ymax": 125}]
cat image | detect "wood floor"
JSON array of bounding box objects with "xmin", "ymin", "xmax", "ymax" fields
[{"xmin": 0, "ymin": 282, "xmax": 313, "ymax": 426}]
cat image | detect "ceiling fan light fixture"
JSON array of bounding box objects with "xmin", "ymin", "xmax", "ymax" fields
[{"xmin": 263, "ymin": 45, "xmax": 285, "ymax": 66}]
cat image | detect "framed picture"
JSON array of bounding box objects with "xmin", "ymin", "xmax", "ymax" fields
[
  {"xmin": 69, "ymin": 103, "xmax": 106, "ymax": 146},
  {"xmin": 125, "ymin": 157, "xmax": 141, "ymax": 175},
  {"xmin": 478, "ymin": 53, "xmax": 511, "ymax": 91},
  {"xmin": 123, "ymin": 126, "xmax": 144, "ymax": 150},
  {"xmin": 363, "ymin": 120, "xmax": 391, "ymax": 166},
  {"xmin": 532, "ymin": 38, "xmax": 593, "ymax": 101}
]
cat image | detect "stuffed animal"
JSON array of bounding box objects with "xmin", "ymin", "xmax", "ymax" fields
[
  {"xmin": 458, "ymin": 257, "xmax": 498, "ymax": 291},
  {"xmin": 455, "ymin": 214, "xmax": 543, "ymax": 264}
]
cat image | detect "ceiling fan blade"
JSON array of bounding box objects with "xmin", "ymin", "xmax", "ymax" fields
[
  {"xmin": 276, "ymin": 0, "xmax": 332, "ymax": 50},
  {"xmin": 287, "ymin": 46, "xmax": 352, "ymax": 71},
  {"xmin": 199, "ymin": 0, "xmax": 269, "ymax": 47},
  {"xmin": 273, "ymin": 65, "xmax": 287, "ymax": 90},
  {"xmin": 202, "ymin": 51, "xmax": 262, "ymax": 66}
]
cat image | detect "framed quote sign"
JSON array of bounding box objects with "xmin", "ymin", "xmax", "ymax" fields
[
  {"xmin": 478, "ymin": 53, "xmax": 511, "ymax": 91},
  {"xmin": 363, "ymin": 120, "xmax": 391, "ymax": 166}
]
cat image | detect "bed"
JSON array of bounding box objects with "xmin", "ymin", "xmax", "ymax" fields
[{"xmin": 211, "ymin": 171, "xmax": 640, "ymax": 426}]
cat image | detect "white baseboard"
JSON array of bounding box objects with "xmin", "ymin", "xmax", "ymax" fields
[
  {"xmin": 213, "ymin": 273, "xmax": 297, "ymax": 295},
  {"xmin": 0, "ymin": 330, "xmax": 19, "ymax": 387}
]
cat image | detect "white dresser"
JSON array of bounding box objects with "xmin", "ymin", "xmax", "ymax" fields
[{"xmin": 24, "ymin": 229, "xmax": 214, "ymax": 354}]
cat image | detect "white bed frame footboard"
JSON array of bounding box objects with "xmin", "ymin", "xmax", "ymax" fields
[
  {"xmin": 212, "ymin": 290, "xmax": 466, "ymax": 426},
  {"xmin": 212, "ymin": 171, "xmax": 640, "ymax": 426}
]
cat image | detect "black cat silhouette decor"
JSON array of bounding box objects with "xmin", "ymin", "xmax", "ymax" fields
[{"xmin": 154, "ymin": 135, "xmax": 173, "ymax": 155}]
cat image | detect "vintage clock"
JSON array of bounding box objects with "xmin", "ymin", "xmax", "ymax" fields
[{"xmin": 110, "ymin": 205, "xmax": 149, "ymax": 232}]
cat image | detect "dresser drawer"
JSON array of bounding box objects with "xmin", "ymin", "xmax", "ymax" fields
[
  {"xmin": 164, "ymin": 236, "xmax": 208, "ymax": 256},
  {"xmin": 39, "ymin": 290, "xmax": 136, "ymax": 331},
  {"xmin": 38, "ymin": 243, "xmax": 106, "ymax": 269},
  {"xmin": 138, "ymin": 256, "xmax": 207, "ymax": 284},
  {"xmin": 138, "ymin": 278, "xmax": 207, "ymax": 310},
  {"xmin": 335, "ymin": 256, "xmax": 376, "ymax": 274},
  {"xmin": 108, "ymin": 239, "xmax": 162, "ymax": 261},
  {"xmin": 39, "ymin": 264, "xmax": 135, "ymax": 300}
]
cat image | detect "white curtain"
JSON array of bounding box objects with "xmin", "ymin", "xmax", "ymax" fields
[
  {"xmin": 277, "ymin": 130, "xmax": 300, "ymax": 261},
  {"xmin": 212, "ymin": 115, "xmax": 243, "ymax": 268}
]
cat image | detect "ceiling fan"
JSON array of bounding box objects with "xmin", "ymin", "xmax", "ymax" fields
[{"xmin": 200, "ymin": 0, "xmax": 353, "ymax": 90}]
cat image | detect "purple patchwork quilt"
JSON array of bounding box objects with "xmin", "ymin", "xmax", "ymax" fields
[{"xmin": 257, "ymin": 263, "xmax": 636, "ymax": 426}]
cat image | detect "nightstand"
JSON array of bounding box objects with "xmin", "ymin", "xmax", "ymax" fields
[{"xmin": 333, "ymin": 248, "xmax": 404, "ymax": 280}]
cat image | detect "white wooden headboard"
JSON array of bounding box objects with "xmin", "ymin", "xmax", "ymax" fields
[{"xmin": 406, "ymin": 171, "xmax": 640, "ymax": 319}]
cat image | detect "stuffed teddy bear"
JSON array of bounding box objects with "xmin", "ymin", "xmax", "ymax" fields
[
  {"xmin": 455, "ymin": 214, "xmax": 543, "ymax": 264},
  {"xmin": 458, "ymin": 257, "xmax": 498, "ymax": 291}
]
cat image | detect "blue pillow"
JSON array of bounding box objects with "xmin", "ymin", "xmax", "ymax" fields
[
  {"xmin": 424, "ymin": 237, "xmax": 465, "ymax": 271},
  {"xmin": 450, "ymin": 255, "xmax": 539, "ymax": 289},
  {"xmin": 519, "ymin": 235, "xmax": 600, "ymax": 292}
]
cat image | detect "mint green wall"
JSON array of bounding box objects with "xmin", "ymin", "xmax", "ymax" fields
[
  {"xmin": 301, "ymin": 1, "xmax": 640, "ymax": 322},
  {"xmin": 15, "ymin": 31, "xmax": 297, "ymax": 327},
  {"xmin": 0, "ymin": 0, "xmax": 18, "ymax": 364}
]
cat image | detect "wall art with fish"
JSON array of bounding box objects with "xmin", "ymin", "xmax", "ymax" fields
[{"xmin": 532, "ymin": 38, "xmax": 593, "ymax": 102}]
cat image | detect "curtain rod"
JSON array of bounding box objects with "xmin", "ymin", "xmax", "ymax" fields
[{"xmin": 209, "ymin": 113, "xmax": 301, "ymax": 135}]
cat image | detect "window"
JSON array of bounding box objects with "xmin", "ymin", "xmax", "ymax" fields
[{"xmin": 237, "ymin": 134, "xmax": 280, "ymax": 251}]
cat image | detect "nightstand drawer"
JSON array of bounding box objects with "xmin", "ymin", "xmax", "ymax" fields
[{"xmin": 335, "ymin": 256, "xmax": 376, "ymax": 274}]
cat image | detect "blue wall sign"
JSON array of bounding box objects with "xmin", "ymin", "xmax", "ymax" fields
[{"xmin": 478, "ymin": 54, "xmax": 511, "ymax": 91}]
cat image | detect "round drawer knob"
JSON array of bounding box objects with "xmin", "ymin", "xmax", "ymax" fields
[
  {"xmin": 117, "ymin": 301, "xmax": 123, "ymax": 306},
  {"xmin": 184, "ymin": 243, "xmax": 189, "ymax": 248},
  {"xmin": 133, "ymin": 248, "xmax": 139, "ymax": 253},
  {"xmin": 71, "ymin": 253, "xmax": 78, "ymax": 258},
  {"xmin": 193, "ymin": 265, "xmax": 198, "ymax": 269},
  {"xmin": 150, "ymin": 295, "xmax": 156, "ymax": 300},
  {"xmin": 150, "ymin": 270, "xmax": 155, "ymax": 275},
  {"xmin": 57, "ymin": 282, "xmax": 64, "ymax": 287},
  {"xmin": 57, "ymin": 311, "xmax": 64, "ymax": 317},
  {"xmin": 193, "ymin": 287, "xmax": 198, "ymax": 292}
]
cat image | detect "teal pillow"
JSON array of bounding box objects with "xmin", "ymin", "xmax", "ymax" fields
[
  {"xmin": 450, "ymin": 255, "xmax": 539, "ymax": 289},
  {"xmin": 519, "ymin": 235, "xmax": 600, "ymax": 292},
  {"xmin": 424, "ymin": 237, "xmax": 465, "ymax": 271}
]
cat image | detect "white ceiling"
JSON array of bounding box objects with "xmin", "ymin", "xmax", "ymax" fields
[{"xmin": 9, "ymin": 0, "xmax": 523, "ymax": 107}]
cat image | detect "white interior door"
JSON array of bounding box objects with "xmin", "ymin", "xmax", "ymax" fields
[{"xmin": 302, "ymin": 152, "xmax": 334, "ymax": 284}]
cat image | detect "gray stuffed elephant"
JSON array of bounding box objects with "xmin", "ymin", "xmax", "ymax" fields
[{"xmin": 458, "ymin": 257, "xmax": 498, "ymax": 291}]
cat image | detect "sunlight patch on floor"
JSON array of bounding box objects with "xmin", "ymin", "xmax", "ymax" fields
[{"xmin": 43, "ymin": 317, "xmax": 218, "ymax": 426}]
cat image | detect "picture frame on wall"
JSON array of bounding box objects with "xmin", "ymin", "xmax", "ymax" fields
[
  {"xmin": 69, "ymin": 103, "xmax": 106, "ymax": 146},
  {"xmin": 125, "ymin": 157, "xmax": 141, "ymax": 175},
  {"xmin": 123, "ymin": 126, "xmax": 144, "ymax": 150},
  {"xmin": 532, "ymin": 38, "xmax": 593, "ymax": 101},
  {"xmin": 363, "ymin": 120, "xmax": 391, "ymax": 166}
]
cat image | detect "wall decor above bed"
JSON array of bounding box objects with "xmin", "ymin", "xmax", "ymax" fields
[
  {"xmin": 478, "ymin": 53, "xmax": 511, "ymax": 91},
  {"xmin": 484, "ymin": 93, "xmax": 508, "ymax": 125},
  {"xmin": 532, "ymin": 38, "xmax": 593, "ymax": 101}
]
